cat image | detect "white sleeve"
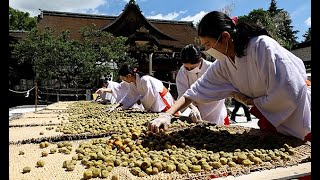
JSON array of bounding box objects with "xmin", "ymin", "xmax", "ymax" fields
[
  {"xmin": 183, "ymin": 61, "xmax": 237, "ymax": 103},
  {"xmin": 176, "ymin": 68, "xmax": 189, "ymax": 99},
  {"xmin": 118, "ymin": 84, "xmax": 141, "ymax": 108},
  {"xmin": 108, "ymin": 82, "xmax": 120, "ymax": 98},
  {"xmin": 140, "ymin": 78, "xmax": 158, "ymax": 110},
  {"xmin": 251, "ymin": 37, "xmax": 307, "ymax": 127}
]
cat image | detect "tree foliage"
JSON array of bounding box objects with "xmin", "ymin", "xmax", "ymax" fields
[
  {"xmin": 9, "ymin": 6, "xmax": 37, "ymax": 31},
  {"xmin": 268, "ymin": 0, "xmax": 283, "ymax": 16},
  {"xmin": 238, "ymin": 0, "xmax": 298, "ymax": 49},
  {"xmin": 303, "ymin": 27, "xmax": 311, "ymax": 42},
  {"xmin": 80, "ymin": 24, "xmax": 137, "ymax": 82},
  {"xmin": 11, "ymin": 26, "xmax": 136, "ymax": 88}
]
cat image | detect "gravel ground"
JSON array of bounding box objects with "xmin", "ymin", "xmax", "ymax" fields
[{"xmin": 9, "ymin": 105, "xmax": 47, "ymax": 120}]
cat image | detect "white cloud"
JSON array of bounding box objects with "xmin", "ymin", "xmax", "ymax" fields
[
  {"xmin": 136, "ymin": 9, "xmax": 201, "ymax": 25},
  {"xmin": 180, "ymin": 11, "xmax": 208, "ymax": 25},
  {"xmin": 146, "ymin": 10, "xmax": 187, "ymax": 21},
  {"xmin": 305, "ymin": 17, "xmax": 311, "ymax": 27},
  {"xmin": 123, "ymin": 0, "xmax": 147, "ymax": 3},
  {"xmin": 9, "ymin": 0, "xmax": 107, "ymax": 17},
  {"xmin": 179, "ymin": 10, "xmax": 188, "ymax": 14},
  {"xmin": 150, "ymin": 11, "xmax": 156, "ymax": 15},
  {"xmin": 147, "ymin": 12, "xmax": 179, "ymax": 20}
]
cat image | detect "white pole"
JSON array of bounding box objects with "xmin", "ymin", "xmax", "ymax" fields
[
  {"xmin": 149, "ymin": 53, "xmax": 153, "ymax": 76},
  {"xmin": 35, "ymin": 82, "xmax": 38, "ymax": 112}
]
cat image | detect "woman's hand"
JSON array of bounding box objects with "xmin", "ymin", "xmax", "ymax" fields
[
  {"xmin": 148, "ymin": 113, "xmax": 173, "ymax": 133},
  {"xmin": 189, "ymin": 106, "xmax": 202, "ymax": 123}
]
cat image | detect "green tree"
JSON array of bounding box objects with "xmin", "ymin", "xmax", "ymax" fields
[
  {"xmin": 238, "ymin": 9, "xmax": 271, "ymax": 26},
  {"xmin": 9, "ymin": 6, "xmax": 37, "ymax": 31},
  {"xmin": 268, "ymin": 0, "xmax": 283, "ymax": 16},
  {"xmin": 11, "ymin": 28, "xmax": 88, "ymax": 88},
  {"xmin": 238, "ymin": 0, "xmax": 298, "ymax": 49},
  {"xmin": 303, "ymin": 27, "xmax": 311, "ymax": 42},
  {"xmin": 273, "ymin": 11, "xmax": 298, "ymax": 48},
  {"xmin": 11, "ymin": 26, "xmax": 135, "ymax": 88},
  {"xmin": 80, "ymin": 24, "xmax": 137, "ymax": 81},
  {"xmin": 268, "ymin": 0, "xmax": 298, "ymax": 48},
  {"xmin": 238, "ymin": 9, "xmax": 282, "ymax": 44}
]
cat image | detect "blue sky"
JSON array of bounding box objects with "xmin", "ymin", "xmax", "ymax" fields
[{"xmin": 10, "ymin": 0, "xmax": 311, "ymax": 42}]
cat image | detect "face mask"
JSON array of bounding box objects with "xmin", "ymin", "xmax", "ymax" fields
[
  {"xmin": 205, "ymin": 35, "xmax": 228, "ymax": 61},
  {"xmin": 188, "ymin": 66, "xmax": 201, "ymax": 74},
  {"xmin": 206, "ymin": 48, "xmax": 226, "ymax": 61}
]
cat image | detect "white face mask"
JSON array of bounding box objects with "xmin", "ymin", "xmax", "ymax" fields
[
  {"xmin": 206, "ymin": 48, "xmax": 226, "ymax": 61},
  {"xmin": 188, "ymin": 66, "xmax": 201, "ymax": 74},
  {"xmin": 205, "ymin": 35, "xmax": 228, "ymax": 61}
]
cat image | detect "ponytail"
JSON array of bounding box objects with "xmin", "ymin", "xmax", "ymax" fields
[
  {"xmin": 118, "ymin": 64, "xmax": 146, "ymax": 77},
  {"xmin": 233, "ymin": 22, "xmax": 270, "ymax": 57}
]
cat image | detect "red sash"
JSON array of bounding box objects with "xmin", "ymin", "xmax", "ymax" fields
[
  {"xmin": 224, "ymin": 115, "xmax": 230, "ymax": 125},
  {"xmin": 159, "ymin": 87, "xmax": 179, "ymax": 115}
]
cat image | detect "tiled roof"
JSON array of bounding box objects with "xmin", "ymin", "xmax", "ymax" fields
[
  {"xmin": 37, "ymin": 11, "xmax": 115, "ymax": 40},
  {"xmin": 9, "ymin": 30, "xmax": 28, "ymax": 38},
  {"xmin": 40, "ymin": 10, "xmax": 117, "ymax": 20},
  {"xmin": 37, "ymin": 9, "xmax": 200, "ymax": 49},
  {"xmin": 291, "ymin": 41, "xmax": 311, "ymax": 50},
  {"xmin": 291, "ymin": 41, "xmax": 311, "ymax": 62},
  {"xmin": 152, "ymin": 22, "xmax": 199, "ymax": 48},
  {"xmin": 9, "ymin": 30, "xmax": 28, "ymax": 42}
]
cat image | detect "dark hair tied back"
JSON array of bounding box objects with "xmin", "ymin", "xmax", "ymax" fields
[
  {"xmin": 118, "ymin": 64, "xmax": 146, "ymax": 77},
  {"xmin": 198, "ymin": 11, "xmax": 236, "ymax": 39},
  {"xmin": 118, "ymin": 64, "xmax": 134, "ymax": 76},
  {"xmin": 180, "ymin": 44, "xmax": 202, "ymax": 64},
  {"xmin": 198, "ymin": 11, "xmax": 270, "ymax": 58}
]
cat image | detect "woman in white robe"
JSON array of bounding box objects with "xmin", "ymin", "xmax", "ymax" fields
[
  {"xmin": 112, "ymin": 64, "xmax": 175, "ymax": 113},
  {"xmin": 96, "ymin": 80, "xmax": 144, "ymax": 110},
  {"xmin": 149, "ymin": 11, "xmax": 311, "ymax": 141},
  {"xmin": 98, "ymin": 80, "xmax": 129, "ymax": 104},
  {"xmin": 176, "ymin": 44, "xmax": 229, "ymax": 125},
  {"xmin": 94, "ymin": 79, "xmax": 115, "ymax": 104},
  {"xmin": 96, "ymin": 80, "xmax": 126, "ymax": 104}
]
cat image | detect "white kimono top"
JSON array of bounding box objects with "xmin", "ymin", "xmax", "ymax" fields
[
  {"xmin": 102, "ymin": 81, "xmax": 119, "ymax": 104},
  {"xmin": 119, "ymin": 74, "xmax": 175, "ymax": 112},
  {"xmin": 107, "ymin": 81, "xmax": 129, "ymax": 103},
  {"xmin": 184, "ymin": 35, "xmax": 311, "ymax": 140},
  {"xmin": 176, "ymin": 59, "xmax": 227, "ymax": 124}
]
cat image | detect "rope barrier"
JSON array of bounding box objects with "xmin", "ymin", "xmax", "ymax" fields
[
  {"xmin": 38, "ymin": 92, "xmax": 87, "ymax": 96},
  {"xmin": 9, "ymin": 86, "xmax": 36, "ymax": 97},
  {"xmin": 8, "ymin": 86, "xmax": 36, "ymax": 94},
  {"xmin": 160, "ymin": 80, "xmax": 176, "ymax": 91},
  {"xmin": 9, "ymin": 86, "xmax": 87, "ymax": 99}
]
